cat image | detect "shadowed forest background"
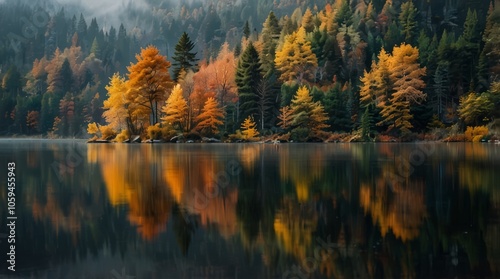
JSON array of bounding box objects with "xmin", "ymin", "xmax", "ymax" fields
[{"xmin": 0, "ymin": 0, "xmax": 499, "ymax": 141}]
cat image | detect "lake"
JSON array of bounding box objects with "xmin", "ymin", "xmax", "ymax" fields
[{"xmin": 1, "ymin": 139, "xmax": 500, "ymax": 279}]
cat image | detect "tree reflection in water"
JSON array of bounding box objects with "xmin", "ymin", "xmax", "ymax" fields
[{"xmin": 5, "ymin": 141, "xmax": 499, "ymax": 278}]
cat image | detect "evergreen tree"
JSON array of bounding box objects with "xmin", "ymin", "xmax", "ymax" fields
[
  {"xmin": 336, "ymin": 0, "xmax": 353, "ymax": 26},
  {"xmin": 432, "ymin": 62, "xmax": 449, "ymax": 120},
  {"xmin": 260, "ymin": 12, "xmax": 281, "ymax": 73},
  {"xmin": 399, "ymin": 0, "xmax": 418, "ymax": 44},
  {"xmin": 324, "ymin": 82, "xmax": 351, "ymax": 132},
  {"xmin": 361, "ymin": 106, "xmax": 374, "ymax": 140},
  {"xmin": 243, "ymin": 20, "xmax": 251, "ymax": 39},
  {"xmin": 235, "ymin": 43, "xmax": 262, "ymax": 125},
  {"xmin": 172, "ymin": 32, "xmax": 198, "ymax": 82},
  {"xmin": 90, "ymin": 37, "xmax": 101, "ymax": 58}
]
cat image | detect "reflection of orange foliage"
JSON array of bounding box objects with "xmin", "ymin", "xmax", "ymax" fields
[
  {"xmin": 274, "ymin": 197, "xmax": 318, "ymax": 261},
  {"xmin": 32, "ymin": 185, "xmax": 88, "ymax": 240},
  {"xmin": 360, "ymin": 179, "xmax": 426, "ymax": 242},
  {"xmin": 195, "ymin": 188, "xmax": 238, "ymax": 238},
  {"xmin": 89, "ymin": 144, "xmax": 173, "ymax": 240},
  {"xmin": 89, "ymin": 144, "xmax": 238, "ymax": 240},
  {"xmin": 127, "ymin": 185, "xmax": 171, "ymax": 241}
]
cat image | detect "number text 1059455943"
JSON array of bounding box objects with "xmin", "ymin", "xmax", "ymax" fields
[{"xmin": 6, "ymin": 162, "xmax": 16, "ymax": 272}]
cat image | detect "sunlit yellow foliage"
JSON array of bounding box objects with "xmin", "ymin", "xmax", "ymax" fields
[
  {"xmin": 290, "ymin": 86, "xmax": 329, "ymax": 134},
  {"xmin": 241, "ymin": 116, "xmax": 260, "ymax": 139},
  {"xmin": 114, "ymin": 129, "xmax": 130, "ymax": 142},
  {"xmin": 99, "ymin": 124, "xmax": 116, "ymax": 140},
  {"xmin": 87, "ymin": 122, "xmax": 99, "ymax": 135},
  {"xmin": 464, "ymin": 126, "xmax": 488, "ymax": 142},
  {"xmin": 378, "ymin": 43, "xmax": 426, "ymax": 134},
  {"xmin": 161, "ymin": 84, "xmax": 188, "ymax": 131},
  {"xmin": 103, "ymin": 73, "xmax": 130, "ymax": 132},
  {"xmin": 147, "ymin": 124, "xmax": 163, "ymax": 140},
  {"xmin": 275, "ymin": 27, "xmax": 318, "ymax": 84},
  {"xmin": 458, "ymin": 93, "xmax": 494, "ymax": 125}
]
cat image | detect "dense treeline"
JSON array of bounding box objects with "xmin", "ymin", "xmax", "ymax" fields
[{"xmin": 0, "ymin": 0, "xmax": 499, "ymax": 141}]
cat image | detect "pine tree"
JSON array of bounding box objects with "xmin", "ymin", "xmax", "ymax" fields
[
  {"xmin": 243, "ymin": 21, "xmax": 251, "ymax": 39},
  {"xmin": 361, "ymin": 106, "xmax": 374, "ymax": 140},
  {"xmin": 235, "ymin": 42, "xmax": 262, "ymax": 125},
  {"xmin": 336, "ymin": 0, "xmax": 353, "ymax": 26},
  {"xmin": 261, "ymin": 12, "xmax": 281, "ymax": 73},
  {"xmin": 162, "ymin": 84, "xmax": 188, "ymax": 132},
  {"xmin": 195, "ymin": 97, "xmax": 224, "ymax": 136},
  {"xmin": 432, "ymin": 62, "xmax": 449, "ymax": 120},
  {"xmin": 90, "ymin": 37, "xmax": 100, "ymax": 58},
  {"xmin": 399, "ymin": 0, "xmax": 418, "ymax": 44},
  {"xmin": 324, "ymin": 82, "xmax": 351, "ymax": 131},
  {"xmin": 172, "ymin": 32, "xmax": 198, "ymax": 82}
]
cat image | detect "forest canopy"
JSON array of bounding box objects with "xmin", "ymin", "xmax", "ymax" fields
[{"xmin": 0, "ymin": 0, "xmax": 499, "ymax": 142}]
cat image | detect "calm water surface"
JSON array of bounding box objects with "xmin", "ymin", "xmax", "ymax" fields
[{"xmin": 1, "ymin": 139, "xmax": 500, "ymax": 279}]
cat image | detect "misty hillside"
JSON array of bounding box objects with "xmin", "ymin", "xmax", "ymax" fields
[{"xmin": 0, "ymin": 0, "xmax": 498, "ymax": 141}]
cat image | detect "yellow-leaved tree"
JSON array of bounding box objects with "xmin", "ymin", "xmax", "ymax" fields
[
  {"xmin": 195, "ymin": 97, "xmax": 224, "ymax": 136},
  {"xmin": 275, "ymin": 27, "xmax": 318, "ymax": 85},
  {"xmin": 127, "ymin": 46, "xmax": 173, "ymax": 126},
  {"xmin": 359, "ymin": 48, "xmax": 392, "ymax": 108},
  {"xmin": 241, "ymin": 116, "xmax": 259, "ymax": 140},
  {"xmin": 161, "ymin": 84, "xmax": 188, "ymax": 132},
  {"xmin": 102, "ymin": 73, "xmax": 134, "ymax": 133},
  {"xmin": 378, "ymin": 43, "xmax": 426, "ymax": 135},
  {"xmin": 290, "ymin": 86, "xmax": 329, "ymax": 140}
]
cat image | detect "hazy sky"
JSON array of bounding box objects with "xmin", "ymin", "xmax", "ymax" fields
[{"xmin": 53, "ymin": 0, "xmax": 153, "ymax": 30}]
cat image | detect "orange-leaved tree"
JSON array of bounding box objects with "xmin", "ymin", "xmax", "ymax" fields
[
  {"xmin": 195, "ymin": 97, "xmax": 224, "ymax": 136},
  {"xmin": 127, "ymin": 46, "xmax": 173, "ymax": 126}
]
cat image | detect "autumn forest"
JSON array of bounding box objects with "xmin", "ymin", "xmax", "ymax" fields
[{"xmin": 0, "ymin": 0, "xmax": 499, "ymax": 142}]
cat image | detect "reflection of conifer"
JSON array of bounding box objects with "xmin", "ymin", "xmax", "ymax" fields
[{"xmin": 172, "ymin": 203, "xmax": 196, "ymax": 256}]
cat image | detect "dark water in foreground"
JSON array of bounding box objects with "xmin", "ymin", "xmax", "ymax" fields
[{"xmin": 1, "ymin": 139, "xmax": 500, "ymax": 279}]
